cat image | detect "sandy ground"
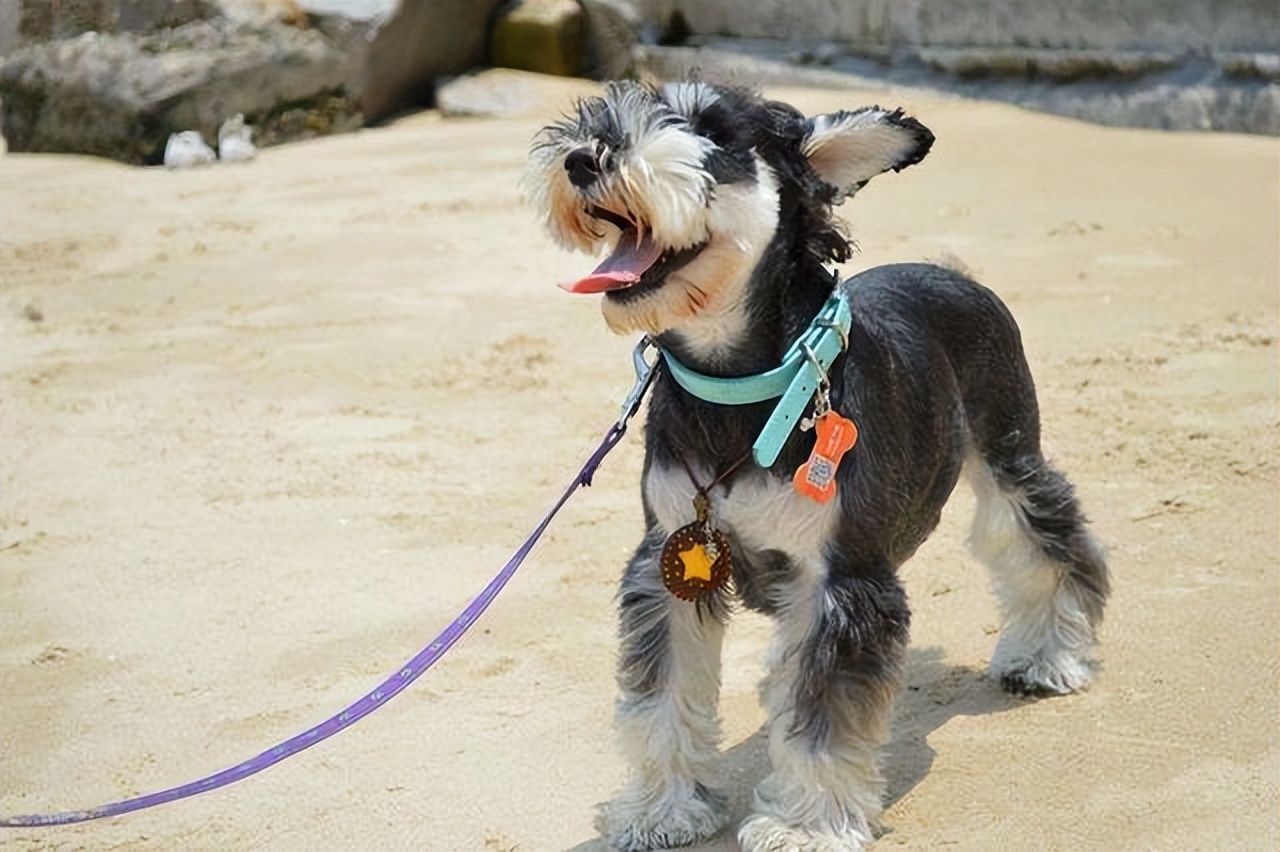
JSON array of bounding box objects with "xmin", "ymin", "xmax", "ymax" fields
[{"xmin": 2, "ymin": 71, "xmax": 1277, "ymax": 851}]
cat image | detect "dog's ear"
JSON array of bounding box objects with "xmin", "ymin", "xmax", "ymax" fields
[{"xmin": 801, "ymin": 107, "xmax": 934, "ymax": 202}]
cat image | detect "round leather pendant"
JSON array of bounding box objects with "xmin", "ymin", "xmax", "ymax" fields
[{"xmin": 659, "ymin": 522, "xmax": 732, "ymax": 601}]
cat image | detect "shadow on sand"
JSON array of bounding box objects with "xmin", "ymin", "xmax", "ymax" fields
[{"xmin": 568, "ymin": 646, "xmax": 1027, "ymax": 851}]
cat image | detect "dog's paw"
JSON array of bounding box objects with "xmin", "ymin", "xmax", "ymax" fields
[
  {"xmin": 993, "ymin": 651, "xmax": 1096, "ymax": 696},
  {"xmin": 597, "ymin": 781, "xmax": 729, "ymax": 851},
  {"xmin": 738, "ymin": 812, "xmax": 872, "ymax": 852}
]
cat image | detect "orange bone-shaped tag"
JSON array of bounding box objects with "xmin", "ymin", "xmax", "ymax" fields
[{"xmin": 793, "ymin": 413, "xmax": 858, "ymax": 503}]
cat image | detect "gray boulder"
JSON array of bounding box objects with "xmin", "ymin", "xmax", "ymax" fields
[
  {"xmin": 117, "ymin": 0, "xmax": 221, "ymax": 34},
  {"xmin": 581, "ymin": 0, "xmax": 641, "ymax": 79},
  {"xmin": 0, "ymin": 18, "xmax": 355, "ymax": 164},
  {"xmin": 360, "ymin": 0, "xmax": 501, "ymax": 124},
  {"xmin": 0, "ymin": 0, "xmax": 220, "ymax": 54}
]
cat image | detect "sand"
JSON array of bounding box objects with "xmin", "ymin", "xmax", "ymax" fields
[{"xmin": 2, "ymin": 71, "xmax": 1277, "ymax": 851}]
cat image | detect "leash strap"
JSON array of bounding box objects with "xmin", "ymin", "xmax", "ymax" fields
[
  {"xmin": 659, "ymin": 294, "xmax": 852, "ymax": 468},
  {"xmin": 0, "ymin": 338, "xmax": 659, "ymax": 829}
]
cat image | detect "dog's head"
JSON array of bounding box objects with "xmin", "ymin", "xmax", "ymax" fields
[{"xmin": 524, "ymin": 81, "xmax": 933, "ymax": 343}]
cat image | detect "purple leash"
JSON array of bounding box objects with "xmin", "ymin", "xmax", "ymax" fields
[{"xmin": 1, "ymin": 338, "xmax": 659, "ymax": 829}]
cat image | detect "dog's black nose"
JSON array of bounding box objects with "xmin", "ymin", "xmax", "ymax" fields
[{"xmin": 564, "ymin": 148, "xmax": 600, "ymax": 189}]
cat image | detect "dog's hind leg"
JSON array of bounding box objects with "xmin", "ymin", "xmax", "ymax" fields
[
  {"xmin": 944, "ymin": 276, "xmax": 1110, "ymax": 695},
  {"xmin": 967, "ymin": 443, "xmax": 1110, "ymax": 695},
  {"xmin": 738, "ymin": 561, "xmax": 909, "ymax": 852},
  {"xmin": 599, "ymin": 529, "xmax": 731, "ymax": 851}
]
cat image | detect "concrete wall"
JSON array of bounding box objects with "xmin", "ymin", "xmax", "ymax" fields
[
  {"xmin": 634, "ymin": 0, "xmax": 1280, "ymax": 134},
  {"xmin": 0, "ymin": 1, "xmax": 17, "ymax": 56},
  {"xmin": 636, "ymin": 0, "xmax": 1280, "ymax": 54}
]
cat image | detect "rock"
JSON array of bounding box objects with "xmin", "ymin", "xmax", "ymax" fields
[
  {"xmin": 491, "ymin": 0, "xmax": 585, "ymax": 78},
  {"xmin": 640, "ymin": 0, "xmax": 1280, "ymax": 55},
  {"xmin": 581, "ymin": 0, "xmax": 640, "ymax": 79},
  {"xmin": 297, "ymin": 0, "xmax": 397, "ymax": 19},
  {"xmin": 0, "ymin": 0, "xmax": 312, "ymax": 57},
  {"xmin": 217, "ymin": 113, "xmax": 256, "ymax": 162},
  {"xmin": 360, "ymin": 0, "xmax": 502, "ymax": 124},
  {"xmin": 252, "ymin": 92, "xmax": 362, "ymax": 147},
  {"xmin": 787, "ymin": 41, "xmax": 844, "ymax": 67},
  {"xmin": 436, "ymin": 70, "xmax": 541, "ymax": 117},
  {"xmin": 435, "ymin": 67, "xmax": 594, "ymax": 117},
  {"xmin": 487, "ymin": 0, "xmax": 641, "ymax": 81},
  {"xmin": 639, "ymin": 41, "xmax": 1280, "ymax": 136},
  {"xmin": 1220, "ymin": 52, "xmax": 1280, "ymax": 82},
  {"xmin": 211, "ymin": 0, "xmax": 310, "ymax": 29},
  {"xmin": 163, "ymin": 129, "xmax": 217, "ymax": 167},
  {"xmin": 0, "ymin": 0, "xmax": 219, "ymax": 52},
  {"xmin": 12, "ymin": 0, "xmax": 117, "ymax": 44},
  {"xmin": 118, "ymin": 0, "xmax": 220, "ymax": 34},
  {"xmin": 1028, "ymin": 78, "xmax": 1280, "ymax": 134},
  {"xmin": 919, "ymin": 48, "xmax": 1181, "ymax": 82},
  {"xmin": 0, "ymin": 19, "xmax": 356, "ymax": 164}
]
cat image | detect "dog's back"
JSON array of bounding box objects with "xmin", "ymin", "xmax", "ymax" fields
[{"xmin": 825, "ymin": 263, "xmax": 1021, "ymax": 556}]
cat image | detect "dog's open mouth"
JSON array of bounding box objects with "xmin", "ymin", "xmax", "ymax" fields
[{"xmin": 561, "ymin": 206, "xmax": 708, "ymax": 298}]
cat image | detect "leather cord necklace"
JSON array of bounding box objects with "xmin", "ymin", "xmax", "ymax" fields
[{"xmin": 660, "ymin": 449, "xmax": 753, "ymax": 601}]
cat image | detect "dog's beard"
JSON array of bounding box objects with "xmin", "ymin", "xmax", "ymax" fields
[
  {"xmin": 525, "ymin": 86, "xmax": 779, "ymax": 343},
  {"xmin": 526, "ymin": 149, "xmax": 780, "ymax": 341},
  {"xmin": 526, "ymin": 111, "xmax": 716, "ymax": 256},
  {"xmin": 599, "ymin": 167, "xmax": 780, "ymax": 342}
]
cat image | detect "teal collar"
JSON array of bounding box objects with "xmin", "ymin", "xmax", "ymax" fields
[{"xmin": 659, "ymin": 292, "xmax": 852, "ymax": 468}]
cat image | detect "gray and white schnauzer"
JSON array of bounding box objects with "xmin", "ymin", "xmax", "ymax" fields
[{"xmin": 524, "ymin": 81, "xmax": 1109, "ymax": 851}]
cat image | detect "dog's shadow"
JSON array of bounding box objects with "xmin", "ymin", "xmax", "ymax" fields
[{"xmin": 567, "ymin": 647, "xmax": 1025, "ymax": 851}]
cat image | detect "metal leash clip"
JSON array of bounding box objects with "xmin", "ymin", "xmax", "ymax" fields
[
  {"xmin": 618, "ymin": 335, "xmax": 659, "ymax": 426},
  {"xmin": 798, "ymin": 341, "xmax": 833, "ymax": 431}
]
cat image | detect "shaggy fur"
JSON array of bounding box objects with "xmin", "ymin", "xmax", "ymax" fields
[{"xmin": 525, "ymin": 81, "xmax": 1109, "ymax": 852}]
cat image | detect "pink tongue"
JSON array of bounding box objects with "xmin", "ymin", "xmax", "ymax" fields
[{"xmin": 561, "ymin": 231, "xmax": 664, "ymax": 294}]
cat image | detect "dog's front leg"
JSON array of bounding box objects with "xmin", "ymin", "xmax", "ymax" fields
[
  {"xmin": 739, "ymin": 562, "xmax": 910, "ymax": 852},
  {"xmin": 598, "ymin": 529, "xmax": 730, "ymax": 851}
]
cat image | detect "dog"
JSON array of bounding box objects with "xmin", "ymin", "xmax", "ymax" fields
[{"xmin": 524, "ymin": 80, "xmax": 1110, "ymax": 852}]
